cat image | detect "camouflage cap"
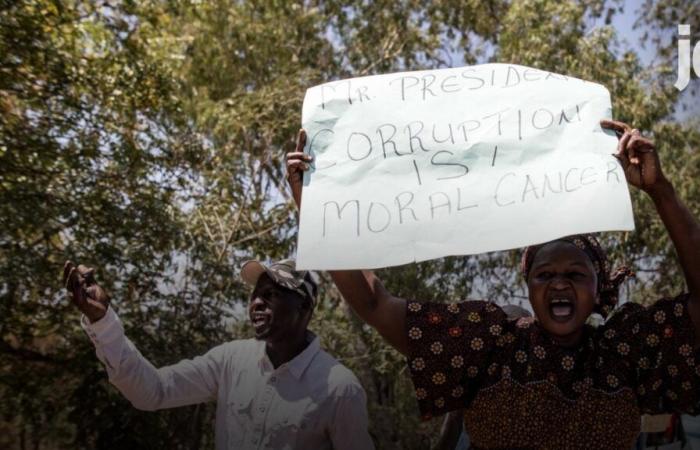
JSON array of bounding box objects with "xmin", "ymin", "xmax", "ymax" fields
[{"xmin": 240, "ymin": 258, "xmax": 317, "ymax": 307}]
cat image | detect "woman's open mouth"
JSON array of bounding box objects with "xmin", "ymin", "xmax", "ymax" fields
[{"xmin": 549, "ymin": 298, "xmax": 575, "ymax": 322}]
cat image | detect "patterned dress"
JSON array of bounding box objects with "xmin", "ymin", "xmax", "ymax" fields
[{"xmin": 406, "ymin": 293, "xmax": 700, "ymax": 449}]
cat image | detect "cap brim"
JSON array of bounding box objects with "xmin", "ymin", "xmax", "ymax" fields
[{"xmin": 240, "ymin": 260, "xmax": 267, "ymax": 287}]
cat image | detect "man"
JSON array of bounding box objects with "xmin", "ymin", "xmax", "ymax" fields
[{"xmin": 63, "ymin": 259, "xmax": 374, "ymax": 450}]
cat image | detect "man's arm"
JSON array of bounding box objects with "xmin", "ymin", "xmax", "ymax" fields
[
  {"xmin": 82, "ymin": 306, "xmax": 227, "ymax": 410},
  {"xmin": 65, "ymin": 262, "xmax": 226, "ymax": 410},
  {"xmin": 286, "ymin": 131, "xmax": 408, "ymax": 355}
]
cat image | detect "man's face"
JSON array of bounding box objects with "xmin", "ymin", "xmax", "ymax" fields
[
  {"xmin": 527, "ymin": 241, "xmax": 598, "ymax": 347},
  {"xmin": 248, "ymin": 274, "xmax": 309, "ymax": 341}
]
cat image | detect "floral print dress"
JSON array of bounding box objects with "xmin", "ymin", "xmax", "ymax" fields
[{"xmin": 406, "ymin": 293, "xmax": 700, "ymax": 449}]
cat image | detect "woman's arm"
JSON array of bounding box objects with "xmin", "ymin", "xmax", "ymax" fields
[
  {"xmin": 601, "ymin": 120, "xmax": 700, "ymax": 316},
  {"xmin": 649, "ymin": 183, "xmax": 700, "ymax": 302},
  {"xmin": 286, "ymin": 130, "xmax": 408, "ymax": 355},
  {"xmin": 329, "ymin": 270, "xmax": 408, "ymax": 355}
]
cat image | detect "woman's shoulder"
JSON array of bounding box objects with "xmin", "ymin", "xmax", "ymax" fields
[
  {"xmin": 407, "ymin": 299, "xmax": 503, "ymax": 315},
  {"xmin": 601, "ymin": 293, "xmax": 691, "ymax": 330}
]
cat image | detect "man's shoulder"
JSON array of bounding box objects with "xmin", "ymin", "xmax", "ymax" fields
[
  {"xmin": 208, "ymin": 337, "xmax": 261, "ymax": 361},
  {"xmin": 312, "ymin": 348, "xmax": 365, "ymax": 396}
]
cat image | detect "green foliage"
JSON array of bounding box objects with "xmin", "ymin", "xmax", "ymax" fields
[{"xmin": 0, "ymin": 0, "xmax": 698, "ymax": 448}]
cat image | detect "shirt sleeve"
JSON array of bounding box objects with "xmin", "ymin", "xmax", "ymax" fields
[
  {"xmin": 81, "ymin": 307, "xmax": 229, "ymax": 411},
  {"xmin": 328, "ymin": 383, "xmax": 375, "ymax": 450},
  {"xmin": 405, "ymin": 300, "xmax": 508, "ymax": 418},
  {"xmin": 605, "ymin": 293, "xmax": 700, "ymax": 414}
]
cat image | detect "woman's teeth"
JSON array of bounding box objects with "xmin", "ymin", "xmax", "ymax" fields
[{"xmin": 550, "ymin": 299, "xmax": 573, "ymax": 317}]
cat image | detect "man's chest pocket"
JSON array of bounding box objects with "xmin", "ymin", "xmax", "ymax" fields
[
  {"xmin": 227, "ymin": 394, "xmax": 255, "ymax": 448},
  {"xmin": 264, "ymin": 400, "xmax": 326, "ymax": 449}
]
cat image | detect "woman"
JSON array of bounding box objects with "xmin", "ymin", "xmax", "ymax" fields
[{"xmin": 286, "ymin": 120, "xmax": 700, "ymax": 449}]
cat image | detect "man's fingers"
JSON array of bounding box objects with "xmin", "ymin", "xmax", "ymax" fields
[
  {"xmin": 63, "ymin": 261, "xmax": 74, "ymax": 287},
  {"xmin": 295, "ymin": 129, "xmax": 307, "ymax": 153},
  {"xmin": 76, "ymin": 264, "xmax": 94, "ymax": 277},
  {"xmin": 601, "ymin": 119, "xmax": 632, "ymax": 136},
  {"xmin": 85, "ymin": 284, "xmax": 109, "ymax": 303},
  {"xmin": 67, "ymin": 267, "xmax": 86, "ymax": 305},
  {"xmin": 66, "ymin": 266, "xmax": 78, "ymax": 291},
  {"xmin": 84, "ymin": 284, "xmax": 97, "ymax": 301},
  {"xmin": 86, "ymin": 298, "xmax": 108, "ymax": 313}
]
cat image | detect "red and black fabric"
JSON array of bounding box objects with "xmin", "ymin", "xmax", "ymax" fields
[{"xmin": 406, "ymin": 293, "xmax": 700, "ymax": 449}]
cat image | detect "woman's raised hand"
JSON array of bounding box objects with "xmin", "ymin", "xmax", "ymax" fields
[
  {"xmin": 285, "ymin": 129, "xmax": 312, "ymax": 209},
  {"xmin": 601, "ymin": 119, "xmax": 668, "ymax": 195}
]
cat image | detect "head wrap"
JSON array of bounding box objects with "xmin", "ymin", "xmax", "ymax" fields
[{"xmin": 520, "ymin": 234, "xmax": 634, "ymax": 318}]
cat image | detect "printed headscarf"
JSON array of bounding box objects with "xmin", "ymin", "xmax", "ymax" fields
[{"xmin": 520, "ymin": 234, "xmax": 634, "ymax": 318}]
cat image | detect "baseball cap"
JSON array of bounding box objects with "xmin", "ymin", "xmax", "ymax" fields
[{"xmin": 240, "ymin": 258, "xmax": 317, "ymax": 307}]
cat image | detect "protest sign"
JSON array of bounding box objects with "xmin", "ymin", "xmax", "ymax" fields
[{"xmin": 296, "ymin": 63, "xmax": 634, "ymax": 270}]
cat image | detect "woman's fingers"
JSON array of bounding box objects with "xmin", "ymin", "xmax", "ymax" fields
[
  {"xmin": 613, "ymin": 131, "xmax": 632, "ymax": 174},
  {"xmin": 616, "ymin": 130, "xmax": 632, "ymax": 158},
  {"xmin": 285, "ymin": 151, "xmax": 312, "ymax": 162},
  {"xmin": 600, "ymin": 119, "xmax": 632, "ymax": 137},
  {"xmin": 604, "ymin": 120, "xmax": 656, "ymax": 168},
  {"xmin": 295, "ymin": 129, "xmax": 307, "ymax": 153},
  {"xmin": 286, "ymin": 151, "xmax": 313, "ymax": 175},
  {"xmin": 287, "ymin": 130, "xmax": 312, "ymax": 178},
  {"xmin": 627, "ymin": 129, "xmax": 641, "ymax": 164},
  {"xmin": 628, "ymin": 134, "xmax": 655, "ymax": 153},
  {"xmin": 602, "ymin": 120, "xmax": 654, "ymax": 166},
  {"xmin": 286, "ymin": 159, "xmax": 310, "ymax": 173}
]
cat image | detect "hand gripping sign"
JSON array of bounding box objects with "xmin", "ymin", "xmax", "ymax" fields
[{"xmin": 296, "ymin": 63, "xmax": 634, "ymax": 270}]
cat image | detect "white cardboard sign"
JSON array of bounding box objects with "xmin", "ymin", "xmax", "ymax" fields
[{"xmin": 296, "ymin": 63, "xmax": 634, "ymax": 270}]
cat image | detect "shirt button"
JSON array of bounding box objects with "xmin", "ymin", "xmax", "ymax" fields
[{"xmin": 270, "ymin": 376, "xmax": 276, "ymax": 382}]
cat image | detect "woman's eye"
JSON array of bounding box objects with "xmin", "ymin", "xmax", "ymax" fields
[
  {"xmin": 535, "ymin": 271, "xmax": 552, "ymax": 280},
  {"xmin": 567, "ymin": 272, "xmax": 585, "ymax": 279}
]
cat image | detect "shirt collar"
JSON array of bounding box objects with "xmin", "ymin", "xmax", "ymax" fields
[
  {"xmin": 258, "ymin": 332, "xmax": 320, "ymax": 380},
  {"xmin": 287, "ymin": 332, "xmax": 320, "ymax": 380}
]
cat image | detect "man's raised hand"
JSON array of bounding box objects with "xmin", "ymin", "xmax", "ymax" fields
[{"xmin": 63, "ymin": 261, "xmax": 110, "ymax": 323}]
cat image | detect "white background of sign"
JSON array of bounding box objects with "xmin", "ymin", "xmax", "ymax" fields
[{"xmin": 297, "ymin": 63, "xmax": 634, "ymax": 270}]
